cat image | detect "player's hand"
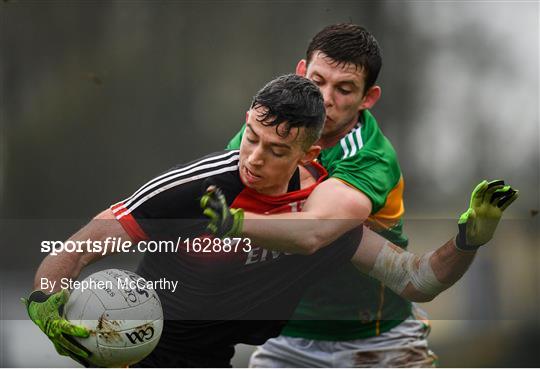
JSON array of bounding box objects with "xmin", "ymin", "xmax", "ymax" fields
[
  {"xmin": 200, "ymin": 185, "xmax": 244, "ymax": 237},
  {"xmin": 455, "ymin": 180, "xmax": 519, "ymax": 251},
  {"xmin": 22, "ymin": 289, "xmax": 92, "ymax": 366}
]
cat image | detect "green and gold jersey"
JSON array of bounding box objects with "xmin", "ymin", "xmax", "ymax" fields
[{"xmin": 226, "ymin": 110, "xmax": 410, "ymax": 340}]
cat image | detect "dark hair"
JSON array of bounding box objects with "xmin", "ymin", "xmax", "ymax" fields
[
  {"xmin": 306, "ymin": 23, "xmax": 382, "ymax": 91},
  {"xmin": 250, "ymin": 74, "xmax": 325, "ymax": 148}
]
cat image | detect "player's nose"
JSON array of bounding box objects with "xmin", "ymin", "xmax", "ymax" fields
[
  {"xmin": 320, "ymin": 86, "xmax": 334, "ymax": 108},
  {"xmin": 248, "ymin": 146, "xmax": 264, "ymax": 166}
]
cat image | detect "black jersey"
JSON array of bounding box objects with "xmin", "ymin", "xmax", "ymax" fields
[{"xmin": 111, "ymin": 150, "xmax": 362, "ymax": 365}]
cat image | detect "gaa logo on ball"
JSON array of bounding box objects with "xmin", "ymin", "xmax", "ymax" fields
[{"xmin": 64, "ymin": 269, "xmax": 163, "ymax": 367}]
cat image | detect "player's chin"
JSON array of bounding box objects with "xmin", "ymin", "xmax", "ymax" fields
[
  {"xmin": 322, "ymin": 119, "xmax": 337, "ymax": 134},
  {"xmin": 323, "ymin": 117, "xmax": 333, "ymax": 127},
  {"xmin": 243, "ymin": 181, "xmax": 262, "ymax": 192},
  {"xmin": 242, "ymin": 178, "xmax": 265, "ymax": 193}
]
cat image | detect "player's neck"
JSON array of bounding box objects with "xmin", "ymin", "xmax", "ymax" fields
[{"xmin": 299, "ymin": 165, "xmax": 317, "ymax": 189}]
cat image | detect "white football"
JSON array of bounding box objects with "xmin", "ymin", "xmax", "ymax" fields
[{"xmin": 64, "ymin": 269, "xmax": 163, "ymax": 367}]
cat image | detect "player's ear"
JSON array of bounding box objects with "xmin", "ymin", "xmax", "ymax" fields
[
  {"xmin": 359, "ymin": 85, "xmax": 381, "ymax": 110},
  {"xmin": 300, "ymin": 145, "xmax": 321, "ymax": 165},
  {"xmin": 296, "ymin": 59, "xmax": 307, "ymax": 77},
  {"xmin": 245, "ymin": 110, "xmax": 250, "ymax": 123}
]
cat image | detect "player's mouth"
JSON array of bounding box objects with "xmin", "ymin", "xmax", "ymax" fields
[{"xmin": 243, "ymin": 166, "xmax": 262, "ymax": 185}]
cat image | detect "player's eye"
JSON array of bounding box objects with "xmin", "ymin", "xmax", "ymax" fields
[
  {"xmin": 246, "ymin": 137, "xmax": 257, "ymax": 144},
  {"xmin": 338, "ymin": 87, "xmax": 351, "ymax": 95},
  {"xmin": 271, "ymin": 151, "xmax": 285, "ymax": 158}
]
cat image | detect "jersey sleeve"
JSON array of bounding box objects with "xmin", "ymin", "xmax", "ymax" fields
[
  {"xmin": 226, "ymin": 124, "xmax": 245, "ymax": 150},
  {"xmin": 330, "ymin": 149, "xmax": 401, "ymax": 214},
  {"xmin": 323, "ymin": 111, "xmax": 403, "ymax": 214},
  {"xmin": 110, "ymin": 151, "xmax": 241, "ymax": 242},
  {"xmin": 110, "ymin": 167, "xmax": 207, "ymax": 242}
]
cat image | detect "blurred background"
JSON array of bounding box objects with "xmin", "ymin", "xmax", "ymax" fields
[{"xmin": 1, "ymin": 0, "xmax": 538, "ymax": 367}]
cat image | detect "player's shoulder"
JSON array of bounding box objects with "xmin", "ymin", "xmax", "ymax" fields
[
  {"xmin": 136, "ymin": 150, "xmax": 240, "ymax": 201},
  {"xmin": 358, "ymin": 110, "xmax": 398, "ymax": 159},
  {"xmin": 111, "ymin": 150, "xmax": 242, "ymax": 226},
  {"xmin": 167, "ymin": 149, "xmax": 242, "ymax": 192},
  {"xmin": 324, "ymin": 111, "xmax": 398, "ymax": 164},
  {"xmin": 168, "ymin": 150, "xmax": 239, "ymax": 173},
  {"xmin": 320, "ymin": 111, "xmax": 402, "ymax": 192}
]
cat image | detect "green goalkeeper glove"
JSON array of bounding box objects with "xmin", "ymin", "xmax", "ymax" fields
[
  {"xmin": 200, "ymin": 185, "xmax": 244, "ymax": 237},
  {"xmin": 456, "ymin": 180, "xmax": 519, "ymax": 251},
  {"xmin": 22, "ymin": 289, "xmax": 91, "ymax": 366}
]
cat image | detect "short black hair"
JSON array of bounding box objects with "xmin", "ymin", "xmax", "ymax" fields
[
  {"xmin": 250, "ymin": 74, "xmax": 325, "ymax": 148},
  {"xmin": 306, "ymin": 23, "xmax": 382, "ymax": 91}
]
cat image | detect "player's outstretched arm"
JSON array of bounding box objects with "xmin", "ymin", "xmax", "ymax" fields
[
  {"xmin": 25, "ymin": 208, "xmax": 132, "ymax": 365},
  {"xmin": 351, "ymin": 180, "xmax": 518, "ymax": 302},
  {"xmin": 33, "ymin": 208, "xmax": 131, "ymax": 291},
  {"xmin": 202, "ymin": 178, "xmax": 371, "ymax": 254}
]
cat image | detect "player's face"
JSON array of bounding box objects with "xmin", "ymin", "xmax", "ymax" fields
[
  {"xmin": 297, "ymin": 51, "xmax": 380, "ymax": 143},
  {"xmin": 239, "ymin": 106, "xmax": 320, "ymax": 196}
]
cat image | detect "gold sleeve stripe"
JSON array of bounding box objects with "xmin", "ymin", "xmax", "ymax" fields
[
  {"xmin": 367, "ymin": 176, "xmax": 405, "ymax": 231},
  {"xmin": 330, "ymin": 176, "xmax": 405, "ymax": 232}
]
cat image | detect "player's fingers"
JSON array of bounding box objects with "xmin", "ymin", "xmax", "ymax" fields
[
  {"xmin": 203, "ymin": 208, "xmax": 218, "ymax": 220},
  {"xmin": 206, "ymin": 187, "xmax": 225, "ymax": 202},
  {"xmin": 211, "ymin": 187, "xmax": 229, "ymax": 207},
  {"xmin": 55, "ymin": 342, "xmax": 90, "ymax": 369},
  {"xmin": 59, "ymin": 320, "xmax": 90, "ymax": 338},
  {"xmin": 200, "ymin": 194, "xmax": 209, "ymax": 208},
  {"xmin": 53, "ymin": 342, "xmax": 70, "ymax": 357},
  {"xmin": 484, "ymin": 182, "xmax": 505, "ymax": 204},
  {"xmin": 487, "ymin": 180, "xmax": 505, "ymax": 189},
  {"xmin": 490, "ymin": 186, "xmax": 511, "ymax": 204},
  {"xmin": 53, "ymin": 289, "xmax": 70, "ymax": 306},
  {"xmin": 499, "ymin": 189, "xmax": 519, "ymax": 211},
  {"xmin": 201, "ymin": 186, "xmax": 218, "ymax": 206},
  {"xmin": 207, "ymin": 224, "xmax": 218, "ymax": 234},
  {"xmin": 471, "ymin": 180, "xmax": 488, "ymax": 208},
  {"xmin": 67, "ymin": 351, "xmax": 91, "ymax": 368},
  {"xmin": 56, "ymin": 335, "xmax": 90, "ymax": 359},
  {"xmin": 458, "ymin": 208, "xmax": 474, "ymax": 224},
  {"xmin": 467, "ymin": 208, "xmax": 477, "ymax": 223},
  {"xmin": 58, "ymin": 337, "xmax": 92, "ymax": 368},
  {"xmin": 218, "ymin": 195, "xmax": 229, "ymax": 207},
  {"xmin": 207, "ymin": 195, "xmax": 223, "ymax": 209},
  {"xmin": 62, "ymin": 333, "xmax": 92, "ymax": 357},
  {"xmin": 202, "ymin": 193, "xmax": 221, "ymax": 207}
]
